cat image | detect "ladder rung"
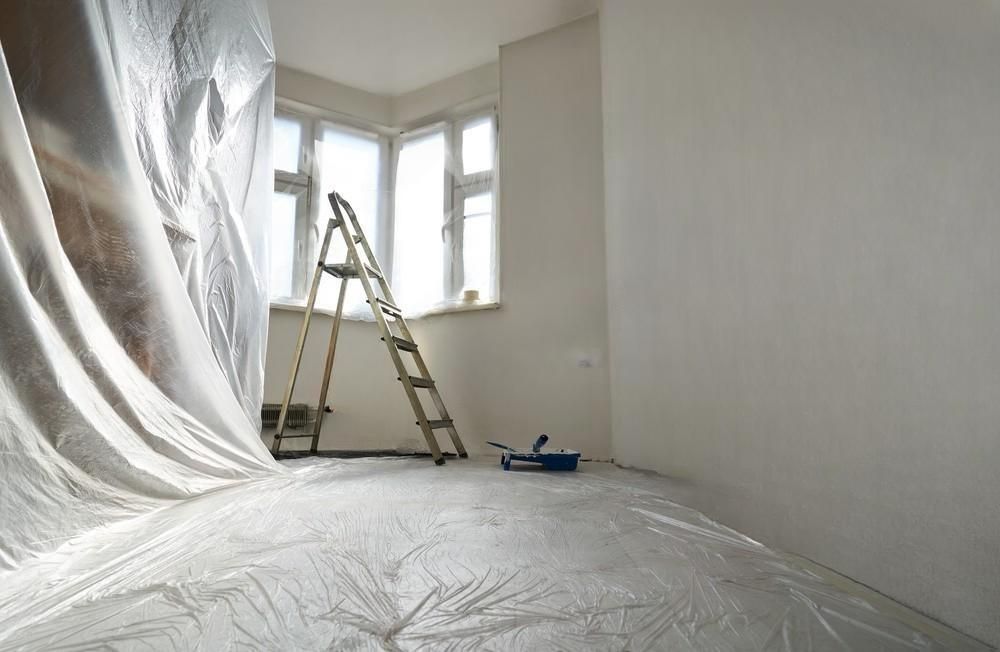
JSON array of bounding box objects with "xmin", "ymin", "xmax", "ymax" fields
[
  {"xmin": 382, "ymin": 336, "xmax": 418, "ymax": 352},
  {"xmin": 418, "ymin": 419, "xmax": 453, "ymax": 429},
  {"xmin": 322, "ymin": 263, "xmax": 354, "ymax": 278},
  {"xmin": 369, "ymin": 297, "xmax": 402, "ymax": 318},
  {"xmin": 323, "ymin": 263, "xmax": 382, "ymax": 280},
  {"xmin": 353, "ymin": 234, "xmax": 362, "ymax": 243},
  {"xmin": 401, "ymin": 375, "xmax": 435, "ymax": 388},
  {"xmin": 274, "ymin": 433, "xmax": 315, "ymax": 439}
]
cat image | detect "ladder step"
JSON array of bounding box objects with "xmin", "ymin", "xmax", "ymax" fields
[
  {"xmin": 273, "ymin": 433, "xmax": 316, "ymax": 440},
  {"xmin": 369, "ymin": 297, "xmax": 402, "ymax": 318},
  {"xmin": 382, "ymin": 336, "xmax": 418, "ymax": 352},
  {"xmin": 401, "ymin": 375, "xmax": 435, "ymax": 388},
  {"xmin": 419, "ymin": 419, "xmax": 454, "ymax": 429},
  {"xmin": 323, "ymin": 263, "xmax": 382, "ymax": 280},
  {"xmin": 353, "ymin": 234, "xmax": 363, "ymax": 243}
]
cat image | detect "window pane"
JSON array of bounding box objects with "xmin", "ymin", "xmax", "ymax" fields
[
  {"xmin": 273, "ymin": 115, "xmax": 302, "ymax": 172},
  {"xmin": 462, "ymin": 117, "xmax": 493, "ymax": 175},
  {"xmin": 463, "ymin": 192, "xmax": 491, "ymax": 218},
  {"xmin": 394, "ymin": 131, "xmax": 445, "ymax": 312},
  {"xmin": 462, "ymin": 192, "xmax": 492, "ymax": 297},
  {"xmin": 270, "ymin": 191, "xmax": 297, "ymax": 299},
  {"xmin": 315, "ymin": 125, "xmax": 381, "ymax": 312}
]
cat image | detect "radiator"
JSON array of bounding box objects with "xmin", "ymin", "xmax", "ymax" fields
[{"xmin": 260, "ymin": 403, "xmax": 312, "ymax": 429}]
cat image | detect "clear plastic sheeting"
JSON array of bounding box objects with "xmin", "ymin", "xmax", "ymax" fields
[
  {"xmin": 101, "ymin": 1, "xmax": 277, "ymax": 426},
  {"xmin": 1, "ymin": 0, "xmax": 276, "ymax": 427},
  {"xmin": 0, "ymin": 1, "xmax": 279, "ymax": 570},
  {"xmin": 0, "ymin": 458, "xmax": 982, "ymax": 651}
]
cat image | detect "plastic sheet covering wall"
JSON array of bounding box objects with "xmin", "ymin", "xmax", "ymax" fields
[
  {"xmin": 103, "ymin": 0, "xmax": 276, "ymax": 425},
  {"xmin": 0, "ymin": 1, "xmax": 279, "ymax": 570}
]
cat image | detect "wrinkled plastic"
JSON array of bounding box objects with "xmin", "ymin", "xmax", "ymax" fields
[
  {"xmin": 0, "ymin": 458, "xmax": 982, "ymax": 651},
  {"xmin": 0, "ymin": 1, "xmax": 279, "ymax": 569},
  {"xmin": 102, "ymin": 1, "xmax": 276, "ymax": 425}
]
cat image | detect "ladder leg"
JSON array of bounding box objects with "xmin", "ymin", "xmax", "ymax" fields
[
  {"xmin": 372, "ymin": 278, "xmax": 467, "ymax": 459},
  {"xmin": 404, "ymin": 343, "xmax": 467, "ymax": 458},
  {"xmin": 273, "ymin": 219, "xmax": 339, "ymax": 455},
  {"xmin": 415, "ymin": 412, "xmax": 446, "ymax": 465},
  {"xmin": 378, "ymin": 336, "xmax": 446, "ymax": 464},
  {"xmin": 273, "ymin": 263, "xmax": 325, "ymax": 454},
  {"xmin": 309, "ymin": 259, "xmax": 349, "ymax": 453},
  {"xmin": 329, "ymin": 192, "xmax": 447, "ymax": 464},
  {"xmin": 426, "ymin": 387, "xmax": 468, "ymax": 458}
]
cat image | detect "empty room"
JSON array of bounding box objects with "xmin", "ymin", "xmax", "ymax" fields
[{"xmin": 0, "ymin": 0, "xmax": 997, "ymax": 650}]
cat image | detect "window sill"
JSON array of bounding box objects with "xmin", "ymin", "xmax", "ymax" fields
[
  {"xmin": 414, "ymin": 300, "xmax": 500, "ymax": 318},
  {"xmin": 269, "ymin": 299, "xmax": 500, "ymax": 320},
  {"xmin": 269, "ymin": 299, "xmax": 349, "ymax": 319}
]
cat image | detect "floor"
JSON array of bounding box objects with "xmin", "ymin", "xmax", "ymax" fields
[{"xmin": 0, "ymin": 458, "xmax": 986, "ymax": 651}]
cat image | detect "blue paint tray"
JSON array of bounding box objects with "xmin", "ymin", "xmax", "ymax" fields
[{"xmin": 487, "ymin": 435, "xmax": 581, "ymax": 471}]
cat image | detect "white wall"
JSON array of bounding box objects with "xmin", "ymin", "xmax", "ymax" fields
[
  {"xmin": 600, "ymin": 0, "xmax": 1000, "ymax": 645},
  {"xmin": 275, "ymin": 65, "xmax": 391, "ymax": 125},
  {"xmin": 391, "ymin": 62, "xmax": 498, "ymax": 127},
  {"xmin": 265, "ymin": 15, "xmax": 610, "ymax": 459},
  {"xmin": 276, "ymin": 61, "xmax": 500, "ymax": 129}
]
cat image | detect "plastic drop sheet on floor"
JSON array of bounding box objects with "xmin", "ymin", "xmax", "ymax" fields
[{"xmin": 0, "ymin": 458, "xmax": 983, "ymax": 652}]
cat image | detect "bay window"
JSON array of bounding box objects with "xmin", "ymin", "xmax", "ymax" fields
[{"xmin": 271, "ymin": 103, "xmax": 497, "ymax": 318}]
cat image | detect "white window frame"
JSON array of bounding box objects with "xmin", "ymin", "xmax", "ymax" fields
[
  {"xmin": 388, "ymin": 119, "xmax": 449, "ymax": 297},
  {"xmin": 272, "ymin": 111, "xmax": 311, "ymax": 300},
  {"xmin": 270, "ymin": 98, "xmax": 499, "ymax": 318},
  {"xmin": 390, "ymin": 105, "xmax": 499, "ymax": 311},
  {"xmin": 449, "ymin": 110, "xmax": 498, "ymax": 301},
  {"xmin": 271, "ymin": 101, "xmax": 392, "ymax": 312}
]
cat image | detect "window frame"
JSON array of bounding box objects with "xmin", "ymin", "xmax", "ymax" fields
[
  {"xmin": 272, "ymin": 111, "xmax": 312, "ymax": 300},
  {"xmin": 391, "ymin": 105, "xmax": 499, "ymax": 309},
  {"xmin": 391, "ymin": 122, "xmax": 450, "ymax": 310},
  {"xmin": 270, "ymin": 98, "xmax": 499, "ymax": 318},
  {"xmin": 271, "ymin": 101, "xmax": 392, "ymax": 312},
  {"xmin": 448, "ymin": 110, "xmax": 498, "ymax": 301}
]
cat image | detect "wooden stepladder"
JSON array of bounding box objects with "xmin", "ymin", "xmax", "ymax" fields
[{"xmin": 271, "ymin": 191, "xmax": 468, "ymax": 465}]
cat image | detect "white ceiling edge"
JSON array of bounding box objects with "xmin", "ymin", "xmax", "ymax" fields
[
  {"xmin": 391, "ymin": 61, "xmax": 499, "ymax": 126},
  {"xmin": 267, "ymin": 0, "xmax": 599, "ymax": 96},
  {"xmin": 276, "ymin": 59, "xmax": 500, "ymax": 133}
]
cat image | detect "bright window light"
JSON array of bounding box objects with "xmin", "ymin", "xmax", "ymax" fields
[
  {"xmin": 273, "ymin": 115, "xmax": 302, "ymax": 173},
  {"xmin": 394, "ymin": 131, "xmax": 445, "ymax": 312},
  {"xmin": 462, "ymin": 118, "xmax": 493, "ymax": 175},
  {"xmin": 270, "ymin": 191, "xmax": 297, "ymax": 298},
  {"xmin": 315, "ymin": 125, "xmax": 381, "ymax": 312},
  {"xmin": 270, "ymin": 106, "xmax": 496, "ymax": 317},
  {"xmin": 462, "ymin": 192, "xmax": 492, "ymax": 295}
]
